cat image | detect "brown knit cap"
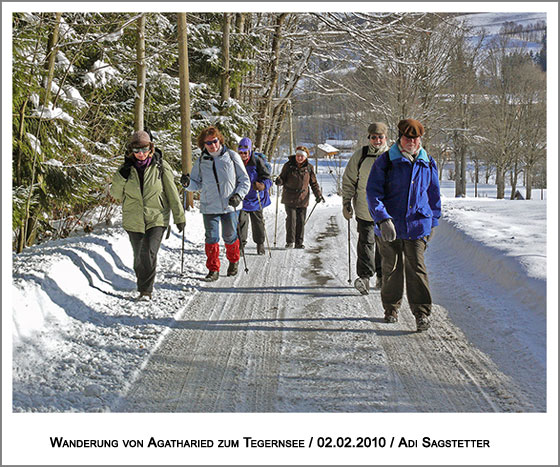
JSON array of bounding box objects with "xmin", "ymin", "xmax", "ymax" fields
[
  {"xmin": 367, "ymin": 122, "xmax": 388, "ymax": 135},
  {"xmin": 129, "ymin": 130, "xmax": 151, "ymax": 148},
  {"xmin": 397, "ymin": 119, "xmax": 424, "ymax": 138}
]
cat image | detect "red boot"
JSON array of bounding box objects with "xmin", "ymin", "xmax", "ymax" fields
[{"xmin": 205, "ymin": 243, "xmax": 220, "ymax": 272}]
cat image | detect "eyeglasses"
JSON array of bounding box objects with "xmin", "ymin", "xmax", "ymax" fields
[
  {"xmin": 204, "ymin": 138, "xmax": 219, "ymax": 146},
  {"xmin": 238, "ymin": 150, "xmax": 250, "ymax": 155},
  {"xmin": 368, "ymin": 135, "xmax": 385, "ymax": 140},
  {"xmin": 132, "ymin": 146, "xmax": 151, "ymax": 153}
]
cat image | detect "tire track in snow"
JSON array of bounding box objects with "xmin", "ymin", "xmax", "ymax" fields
[{"xmin": 115, "ymin": 204, "xmax": 537, "ymax": 412}]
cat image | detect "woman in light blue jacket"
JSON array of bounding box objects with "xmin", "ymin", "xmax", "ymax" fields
[{"xmin": 187, "ymin": 126, "xmax": 250, "ymax": 281}]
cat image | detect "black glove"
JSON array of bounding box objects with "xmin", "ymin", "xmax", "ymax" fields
[
  {"xmin": 253, "ymin": 181, "xmax": 265, "ymax": 191},
  {"xmin": 228, "ymin": 193, "xmax": 242, "ymax": 208},
  {"xmin": 180, "ymin": 173, "xmax": 190, "ymax": 187},
  {"xmin": 176, "ymin": 222, "xmax": 185, "ymax": 233},
  {"xmin": 316, "ymin": 195, "xmax": 325, "ymax": 203},
  {"xmin": 119, "ymin": 157, "xmax": 134, "ymax": 179},
  {"xmin": 274, "ymin": 177, "xmax": 283, "ymax": 186},
  {"xmin": 342, "ymin": 201, "xmax": 353, "ymax": 220}
]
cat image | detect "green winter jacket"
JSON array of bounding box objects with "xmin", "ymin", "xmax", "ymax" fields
[
  {"xmin": 341, "ymin": 144, "xmax": 388, "ymax": 222},
  {"xmin": 110, "ymin": 154, "xmax": 185, "ymax": 234}
]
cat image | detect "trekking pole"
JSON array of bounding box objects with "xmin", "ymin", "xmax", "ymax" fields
[
  {"xmin": 273, "ymin": 184, "xmax": 280, "ymax": 247},
  {"xmin": 347, "ymin": 218, "xmax": 352, "ymax": 284},
  {"xmin": 304, "ymin": 200, "xmax": 319, "ymax": 226},
  {"xmin": 181, "ymin": 189, "xmax": 187, "ymax": 274},
  {"xmin": 234, "ymin": 205, "xmax": 249, "ymax": 273},
  {"xmin": 257, "ymin": 191, "xmax": 272, "ymax": 258}
]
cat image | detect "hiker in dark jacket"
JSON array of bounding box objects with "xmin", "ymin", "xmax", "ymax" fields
[
  {"xmin": 237, "ymin": 137, "xmax": 272, "ymax": 255},
  {"xmin": 275, "ymin": 146, "xmax": 324, "ymax": 249},
  {"xmin": 342, "ymin": 122, "xmax": 389, "ymax": 295},
  {"xmin": 110, "ymin": 130, "xmax": 186, "ymax": 301},
  {"xmin": 186, "ymin": 126, "xmax": 250, "ymax": 281},
  {"xmin": 366, "ymin": 118, "xmax": 441, "ymax": 332}
]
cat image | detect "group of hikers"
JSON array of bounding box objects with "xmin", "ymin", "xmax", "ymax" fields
[{"xmin": 110, "ymin": 118, "xmax": 441, "ymax": 332}]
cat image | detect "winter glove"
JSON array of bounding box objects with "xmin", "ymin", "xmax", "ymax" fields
[
  {"xmin": 228, "ymin": 193, "xmax": 242, "ymax": 208},
  {"xmin": 176, "ymin": 222, "xmax": 185, "ymax": 233},
  {"xmin": 342, "ymin": 201, "xmax": 353, "ymax": 220},
  {"xmin": 180, "ymin": 173, "xmax": 190, "ymax": 187},
  {"xmin": 119, "ymin": 157, "xmax": 134, "ymax": 179},
  {"xmin": 274, "ymin": 176, "xmax": 283, "ymax": 186},
  {"xmin": 316, "ymin": 195, "xmax": 325, "ymax": 204},
  {"xmin": 253, "ymin": 181, "xmax": 265, "ymax": 191},
  {"xmin": 379, "ymin": 219, "xmax": 397, "ymax": 242}
]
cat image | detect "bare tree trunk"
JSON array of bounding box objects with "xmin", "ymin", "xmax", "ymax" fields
[
  {"xmin": 18, "ymin": 13, "xmax": 61, "ymax": 252},
  {"xmin": 525, "ymin": 164, "xmax": 533, "ymax": 200},
  {"xmin": 134, "ymin": 14, "xmax": 146, "ymax": 132},
  {"xmin": 221, "ymin": 13, "xmax": 231, "ymax": 105},
  {"xmin": 496, "ymin": 165, "xmax": 505, "ymax": 199},
  {"xmin": 255, "ymin": 13, "xmax": 288, "ymax": 150},
  {"xmin": 177, "ymin": 13, "xmax": 193, "ymax": 209},
  {"xmin": 43, "ymin": 13, "xmax": 62, "ymax": 107},
  {"xmin": 231, "ymin": 13, "xmax": 246, "ymax": 101}
]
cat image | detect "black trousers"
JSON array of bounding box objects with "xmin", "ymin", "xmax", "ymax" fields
[
  {"xmin": 356, "ymin": 218, "xmax": 382, "ymax": 279},
  {"xmin": 127, "ymin": 226, "xmax": 166, "ymax": 294},
  {"xmin": 285, "ymin": 206, "xmax": 307, "ymax": 246},
  {"xmin": 238, "ymin": 209, "xmax": 266, "ymax": 247}
]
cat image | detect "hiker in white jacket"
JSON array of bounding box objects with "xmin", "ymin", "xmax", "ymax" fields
[{"xmin": 186, "ymin": 126, "xmax": 250, "ymax": 281}]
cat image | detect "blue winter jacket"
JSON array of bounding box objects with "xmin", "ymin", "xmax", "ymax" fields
[
  {"xmin": 187, "ymin": 145, "xmax": 250, "ymax": 214},
  {"xmin": 366, "ymin": 143, "xmax": 441, "ymax": 240},
  {"xmin": 242, "ymin": 152, "xmax": 272, "ymax": 212}
]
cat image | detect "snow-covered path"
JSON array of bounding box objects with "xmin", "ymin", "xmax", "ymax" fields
[{"xmin": 114, "ymin": 205, "xmax": 538, "ymax": 413}]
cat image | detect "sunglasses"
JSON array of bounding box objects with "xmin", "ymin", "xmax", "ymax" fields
[
  {"xmin": 238, "ymin": 149, "xmax": 250, "ymax": 154},
  {"xmin": 204, "ymin": 138, "xmax": 220, "ymax": 146},
  {"xmin": 368, "ymin": 135, "xmax": 385, "ymax": 140},
  {"xmin": 132, "ymin": 146, "xmax": 151, "ymax": 153}
]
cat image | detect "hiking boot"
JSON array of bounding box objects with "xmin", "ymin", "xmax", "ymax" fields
[
  {"xmin": 374, "ymin": 275, "xmax": 383, "ymax": 290},
  {"xmin": 384, "ymin": 311, "xmax": 398, "ymax": 323},
  {"xmin": 135, "ymin": 291, "xmax": 152, "ymax": 301},
  {"xmin": 227, "ymin": 261, "xmax": 239, "ymax": 276},
  {"xmin": 294, "ymin": 244, "xmax": 305, "ymax": 249},
  {"xmin": 415, "ymin": 314, "xmax": 430, "ymax": 332},
  {"xmin": 354, "ymin": 277, "xmax": 370, "ymax": 295},
  {"xmin": 256, "ymin": 243, "xmax": 266, "ymax": 255},
  {"xmin": 285, "ymin": 243, "xmax": 294, "ymax": 249},
  {"xmin": 204, "ymin": 270, "xmax": 219, "ymax": 282}
]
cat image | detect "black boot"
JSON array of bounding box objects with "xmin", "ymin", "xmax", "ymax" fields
[
  {"xmin": 227, "ymin": 261, "xmax": 239, "ymax": 276},
  {"xmin": 204, "ymin": 270, "xmax": 219, "ymax": 282},
  {"xmin": 256, "ymin": 243, "xmax": 265, "ymax": 255}
]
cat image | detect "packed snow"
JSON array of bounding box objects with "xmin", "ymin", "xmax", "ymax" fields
[{"xmin": 4, "ymin": 157, "xmax": 556, "ymax": 464}]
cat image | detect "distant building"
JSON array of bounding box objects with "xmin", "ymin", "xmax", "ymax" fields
[
  {"xmin": 316, "ymin": 143, "xmax": 339, "ymax": 159},
  {"xmin": 326, "ymin": 139, "xmax": 357, "ymax": 151}
]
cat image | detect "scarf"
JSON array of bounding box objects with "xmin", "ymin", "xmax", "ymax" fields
[
  {"xmin": 368, "ymin": 142, "xmax": 388, "ymax": 157},
  {"xmin": 397, "ymin": 142, "xmax": 422, "ymax": 162}
]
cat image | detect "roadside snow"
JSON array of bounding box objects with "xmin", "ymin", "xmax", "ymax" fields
[{"xmin": 4, "ymin": 166, "xmax": 556, "ymax": 465}]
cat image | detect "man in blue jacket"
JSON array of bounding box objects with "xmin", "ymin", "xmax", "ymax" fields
[
  {"xmin": 366, "ymin": 119, "xmax": 441, "ymax": 332},
  {"xmin": 237, "ymin": 137, "xmax": 272, "ymax": 255}
]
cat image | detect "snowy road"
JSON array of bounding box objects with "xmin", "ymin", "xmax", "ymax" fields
[{"xmin": 114, "ymin": 205, "xmax": 538, "ymax": 413}]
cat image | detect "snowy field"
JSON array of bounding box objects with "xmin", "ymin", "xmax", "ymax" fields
[{"xmin": 4, "ymin": 157, "xmax": 557, "ymax": 464}]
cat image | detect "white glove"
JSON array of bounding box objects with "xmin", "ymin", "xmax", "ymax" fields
[{"xmin": 380, "ymin": 219, "xmax": 397, "ymax": 242}]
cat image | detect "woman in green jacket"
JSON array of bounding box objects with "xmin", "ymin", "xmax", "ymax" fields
[{"xmin": 110, "ymin": 131, "xmax": 185, "ymax": 301}]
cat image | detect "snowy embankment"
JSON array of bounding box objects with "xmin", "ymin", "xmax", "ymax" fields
[
  {"xmin": 8, "ymin": 177, "xmax": 551, "ymax": 412},
  {"xmin": 426, "ymin": 195, "xmax": 548, "ymax": 396}
]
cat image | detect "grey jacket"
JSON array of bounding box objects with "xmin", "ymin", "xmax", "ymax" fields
[{"xmin": 187, "ymin": 146, "xmax": 250, "ymax": 214}]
